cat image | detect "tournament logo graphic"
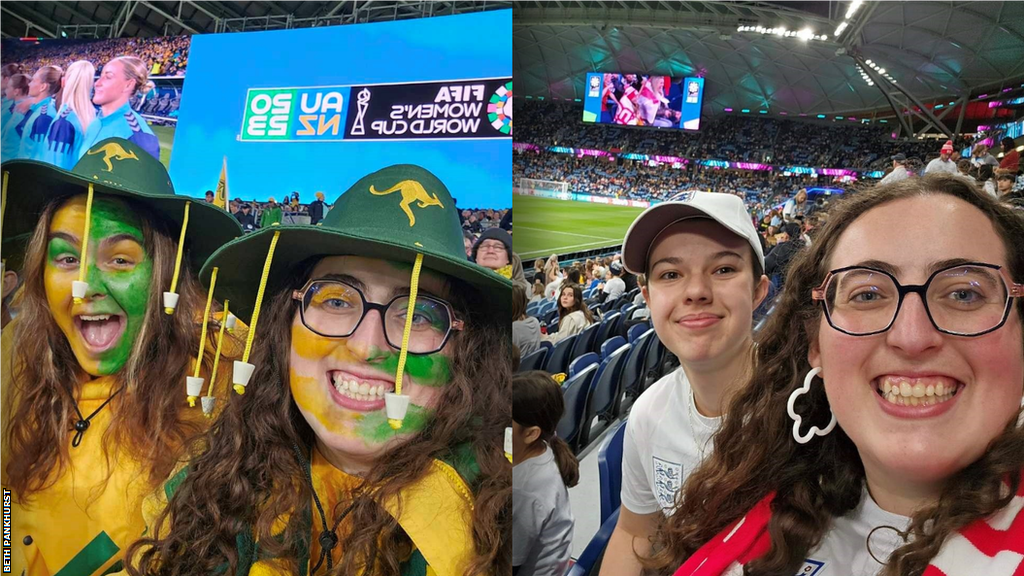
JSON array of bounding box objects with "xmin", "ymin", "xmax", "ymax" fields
[
  {"xmin": 488, "ymin": 81, "xmax": 512, "ymax": 135},
  {"xmin": 686, "ymin": 80, "xmax": 701, "ymax": 104},
  {"xmin": 652, "ymin": 457, "xmax": 683, "ymax": 510},
  {"xmin": 240, "ymin": 77, "xmax": 512, "ymax": 142},
  {"xmin": 588, "ymin": 75, "xmax": 600, "ymax": 97}
]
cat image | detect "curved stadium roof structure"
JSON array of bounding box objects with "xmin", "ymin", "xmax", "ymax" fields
[{"xmin": 514, "ymin": 1, "xmax": 1024, "ymax": 133}]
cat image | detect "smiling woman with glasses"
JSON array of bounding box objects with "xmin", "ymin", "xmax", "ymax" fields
[{"xmin": 644, "ymin": 175, "xmax": 1024, "ymax": 576}]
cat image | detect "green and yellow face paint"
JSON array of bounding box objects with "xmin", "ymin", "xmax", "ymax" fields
[
  {"xmin": 286, "ymin": 255, "xmax": 457, "ymax": 458},
  {"xmin": 44, "ymin": 195, "xmax": 151, "ymax": 376}
]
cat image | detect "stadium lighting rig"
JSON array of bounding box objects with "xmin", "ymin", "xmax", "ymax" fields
[
  {"xmin": 736, "ymin": 25, "xmax": 828, "ymax": 42},
  {"xmin": 861, "ymin": 59, "xmax": 897, "ymax": 84},
  {"xmin": 834, "ymin": 0, "xmax": 864, "ymax": 38}
]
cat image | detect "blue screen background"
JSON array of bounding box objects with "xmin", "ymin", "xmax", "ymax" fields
[{"xmin": 171, "ymin": 9, "xmax": 511, "ymax": 208}]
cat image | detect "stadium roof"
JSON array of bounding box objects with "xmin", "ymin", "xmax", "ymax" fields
[
  {"xmin": 1, "ymin": 1, "xmax": 508, "ymax": 38},
  {"xmin": 514, "ymin": 1, "xmax": 1024, "ymax": 118}
]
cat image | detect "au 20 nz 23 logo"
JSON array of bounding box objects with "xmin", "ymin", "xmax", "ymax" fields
[{"xmin": 240, "ymin": 78, "xmax": 512, "ymax": 142}]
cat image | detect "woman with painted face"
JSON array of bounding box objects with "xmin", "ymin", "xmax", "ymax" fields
[
  {"xmin": 80, "ymin": 56, "xmax": 160, "ymax": 162},
  {"xmin": 37, "ymin": 60, "xmax": 97, "ymax": 169},
  {"xmin": 0, "ymin": 137, "xmax": 243, "ymax": 576},
  {"xmin": 646, "ymin": 174, "xmax": 1024, "ymax": 576},
  {"xmin": 15, "ymin": 65, "xmax": 64, "ymax": 162},
  {"xmin": 126, "ymin": 165, "xmax": 512, "ymax": 576}
]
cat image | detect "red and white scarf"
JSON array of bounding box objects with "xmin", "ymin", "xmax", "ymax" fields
[{"xmin": 674, "ymin": 480, "xmax": 1024, "ymax": 576}]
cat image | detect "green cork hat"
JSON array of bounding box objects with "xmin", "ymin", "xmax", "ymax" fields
[
  {"xmin": 200, "ymin": 164, "xmax": 510, "ymax": 427},
  {"xmin": 1, "ymin": 137, "xmax": 242, "ymax": 313},
  {"xmin": 200, "ymin": 164, "xmax": 511, "ymax": 324}
]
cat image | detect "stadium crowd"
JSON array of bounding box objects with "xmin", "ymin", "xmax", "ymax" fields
[
  {"xmin": 517, "ymin": 99, "xmax": 952, "ymax": 170},
  {"xmin": 1, "ymin": 36, "xmax": 190, "ymax": 77}
]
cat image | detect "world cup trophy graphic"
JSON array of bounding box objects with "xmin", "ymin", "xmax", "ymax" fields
[{"xmin": 352, "ymin": 88, "xmax": 371, "ymax": 136}]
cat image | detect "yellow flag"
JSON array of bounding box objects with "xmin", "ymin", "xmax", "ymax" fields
[{"xmin": 214, "ymin": 156, "xmax": 228, "ymax": 208}]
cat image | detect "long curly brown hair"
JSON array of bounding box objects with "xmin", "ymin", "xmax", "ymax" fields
[
  {"xmin": 126, "ymin": 258, "xmax": 512, "ymax": 576},
  {"xmin": 645, "ymin": 175, "xmax": 1024, "ymax": 576},
  {"xmin": 3, "ymin": 194, "xmax": 220, "ymax": 500}
]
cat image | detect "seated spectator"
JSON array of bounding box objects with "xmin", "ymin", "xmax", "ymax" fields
[
  {"xmin": 473, "ymin": 228, "xmax": 526, "ymax": 288},
  {"xmin": 512, "ymin": 371, "xmax": 578, "ymax": 576},
  {"xmin": 971, "ymin": 142, "xmax": 999, "ymax": 167},
  {"xmin": 234, "ymin": 203, "xmax": 256, "ymax": 232},
  {"xmin": 996, "ymin": 171, "xmax": 1016, "ymax": 198},
  {"xmin": 529, "ymin": 279, "xmax": 545, "ymax": 303},
  {"xmin": 999, "ymin": 136, "xmax": 1019, "ymax": 170},
  {"xmin": 512, "ymin": 284, "xmax": 542, "ymax": 356},
  {"xmin": 599, "ymin": 261, "xmax": 626, "ymax": 302},
  {"xmin": 764, "ymin": 222, "xmax": 804, "ymax": 283},
  {"xmin": 978, "ymin": 164, "xmax": 998, "ymax": 199},
  {"xmin": 543, "ymin": 283, "xmax": 595, "ymax": 343},
  {"xmin": 588, "ymin": 266, "xmax": 605, "ymax": 292},
  {"xmin": 782, "ymin": 189, "xmax": 809, "ymax": 221},
  {"xmin": 924, "ymin": 140, "xmax": 958, "ymax": 175}
]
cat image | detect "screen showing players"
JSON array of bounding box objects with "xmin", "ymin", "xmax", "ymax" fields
[{"xmin": 582, "ymin": 72, "xmax": 704, "ymax": 131}]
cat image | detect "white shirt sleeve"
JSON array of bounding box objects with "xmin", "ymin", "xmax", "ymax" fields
[{"xmin": 620, "ymin": 411, "xmax": 659, "ymax": 514}]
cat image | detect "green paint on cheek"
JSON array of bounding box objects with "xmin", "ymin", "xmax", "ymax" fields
[
  {"xmin": 356, "ymin": 404, "xmax": 432, "ymax": 442},
  {"xmin": 378, "ymin": 349, "xmax": 452, "ymax": 387}
]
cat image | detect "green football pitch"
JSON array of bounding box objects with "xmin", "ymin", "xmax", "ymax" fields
[
  {"xmin": 512, "ymin": 194, "xmax": 645, "ymax": 261},
  {"xmin": 151, "ymin": 123, "xmax": 175, "ymax": 168}
]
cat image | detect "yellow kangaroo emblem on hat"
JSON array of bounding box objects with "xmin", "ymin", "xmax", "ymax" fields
[
  {"xmin": 369, "ymin": 180, "xmax": 444, "ymax": 227},
  {"xmin": 87, "ymin": 142, "xmax": 139, "ymax": 172}
]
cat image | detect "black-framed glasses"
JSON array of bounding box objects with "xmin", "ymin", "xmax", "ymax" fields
[
  {"xmin": 812, "ymin": 262, "xmax": 1024, "ymax": 337},
  {"xmin": 292, "ymin": 279, "xmax": 464, "ymax": 354}
]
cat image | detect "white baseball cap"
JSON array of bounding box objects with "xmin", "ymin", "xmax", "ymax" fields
[{"xmin": 622, "ymin": 191, "xmax": 765, "ymax": 275}]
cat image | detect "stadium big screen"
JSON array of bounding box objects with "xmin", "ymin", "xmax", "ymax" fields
[
  {"xmin": 582, "ymin": 73, "xmax": 704, "ymax": 130},
  {"xmin": 171, "ymin": 9, "xmax": 511, "ymax": 207}
]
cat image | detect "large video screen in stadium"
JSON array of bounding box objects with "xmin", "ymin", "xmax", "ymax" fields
[
  {"xmin": 0, "ymin": 35, "xmax": 189, "ymax": 169},
  {"xmin": 171, "ymin": 10, "xmax": 511, "ymax": 207},
  {"xmin": 582, "ymin": 72, "xmax": 704, "ymax": 130}
]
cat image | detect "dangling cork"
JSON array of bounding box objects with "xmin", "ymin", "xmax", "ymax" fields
[
  {"xmin": 164, "ymin": 201, "xmax": 191, "ymax": 314},
  {"xmin": 385, "ymin": 252, "xmax": 425, "ymax": 430},
  {"xmin": 201, "ymin": 299, "xmax": 230, "ymax": 418},
  {"xmin": 186, "ymin": 267, "xmax": 218, "ymax": 406},
  {"xmin": 234, "ymin": 230, "xmax": 281, "ymax": 394},
  {"xmin": 72, "ymin": 183, "xmax": 96, "ymax": 304}
]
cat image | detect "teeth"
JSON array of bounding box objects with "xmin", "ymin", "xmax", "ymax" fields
[
  {"xmin": 80, "ymin": 314, "xmax": 112, "ymax": 321},
  {"xmin": 877, "ymin": 375, "xmax": 959, "ymax": 407},
  {"xmin": 329, "ymin": 373, "xmax": 389, "ymax": 402}
]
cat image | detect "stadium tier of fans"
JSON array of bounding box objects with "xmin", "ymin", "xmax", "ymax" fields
[{"xmin": 1, "ymin": 35, "xmax": 190, "ymax": 77}]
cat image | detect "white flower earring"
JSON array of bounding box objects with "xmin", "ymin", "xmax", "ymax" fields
[{"xmin": 787, "ymin": 366, "xmax": 837, "ymax": 444}]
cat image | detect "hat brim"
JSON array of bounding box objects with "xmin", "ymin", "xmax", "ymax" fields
[
  {"xmin": 2, "ymin": 159, "xmax": 241, "ymax": 271},
  {"xmin": 200, "ymin": 225, "xmax": 511, "ymax": 325},
  {"xmin": 622, "ymin": 202, "xmax": 764, "ymax": 275}
]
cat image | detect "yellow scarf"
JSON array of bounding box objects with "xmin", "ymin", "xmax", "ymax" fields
[{"xmin": 495, "ymin": 264, "xmax": 513, "ymax": 279}]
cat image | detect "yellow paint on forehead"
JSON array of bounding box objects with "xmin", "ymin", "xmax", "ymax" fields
[
  {"xmin": 50, "ymin": 196, "xmax": 89, "ymax": 239},
  {"xmin": 289, "ymin": 371, "xmax": 359, "ymax": 438}
]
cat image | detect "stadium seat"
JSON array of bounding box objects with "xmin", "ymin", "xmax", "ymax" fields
[
  {"xmin": 544, "ymin": 309, "xmax": 560, "ymax": 332},
  {"xmin": 517, "ymin": 348, "xmax": 547, "ymax": 373},
  {"xmin": 600, "ymin": 336, "xmax": 627, "ymax": 360},
  {"xmin": 557, "ymin": 364, "xmax": 599, "ymax": 454},
  {"xmin": 526, "ymin": 301, "xmax": 541, "ymax": 316},
  {"xmin": 565, "ymin": 507, "xmax": 620, "ymax": 576},
  {"xmin": 592, "ymin": 313, "xmax": 620, "ymax": 350},
  {"xmin": 570, "ymin": 323, "xmax": 601, "ymax": 363},
  {"xmin": 540, "ymin": 340, "xmax": 554, "ymax": 354},
  {"xmin": 627, "ymin": 323, "xmax": 648, "ymax": 343},
  {"xmin": 619, "ymin": 329, "xmax": 655, "ymax": 413},
  {"xmin": 598, "ymin": 420, "xmax": 628, "ymax": 525},
  {"xmin": 579, "ymin": 343, "xmax": 630, "ymax": 448},
  {"xmin": 568, "ymin": 352, "xmax": 600, "ymax": 378},
  {"xmin": 545, "ymin": 335, "xmax": 576, "ymax": 374},
  {"xmin": 608, "ymin": 313, "xmax": 627, "ymax": 340},
  {"xmin": 641, "ymin": 333, "xmax": 667, "ymax": 390}
]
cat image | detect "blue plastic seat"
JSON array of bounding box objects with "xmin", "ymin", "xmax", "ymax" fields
[
  {"xmin": 569, "ymin": 322, "xmax": 601, "ymax": 364},
  {"xmin": 564, "ymin": 508, "xmax": 620, "ymax": 576},
  {"xmin": 568, "ymin": 352, "xmax": 600, "ymax": 378},
  {"xmin": 600, "ymin": 336, "xmax": 627, "ymax": 360},
  {"xmin": 545, "ymin": 335, "xmax": 576, "ymax": 374},
  {"xmin": 627, "ymin": 322, "xmax": 649, "ymax": 343},
  {"xmin": 598, "ymin": 420, "xmax": 628, "ymax": 525},
  {"xmin": 641, "ymin": 332, "xmax": 667, "ymax": 390},
  {"xmin": 579, "ymin": 343, "xmax": 630, "ymax": 448},
  {"xmin": 592, "ymin": 313, "xmax": 620, "ymax": 350},
  {"xmin": 517, "ymin": 348, "xmax": 547, "ymax": 373},
  {"xmin": 557, "ymin": 364, "xmax": 599, "ymax": 453},
  {"xmin": 619, "ymin": 330, "xmax": 654, "ymax": 411},
  {"xmin": 540, "ymin": 340, "xmax": 554, "ymax": 353}
]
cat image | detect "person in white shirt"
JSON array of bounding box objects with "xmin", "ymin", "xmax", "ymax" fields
[
  {"xmin": 970, "ymin": 142, "xmax": 999, "ymax": 167},
  {"xmin": 923, "ymin": 140, "xmax": 958, "ymax": 175},
  {"xmin": 600, "ymin": 261, "xmax": 627, "ymax": 302},
  {"xmin": 512, "ymin": 371, "xmax": 578, "ymax": 576},
  {"xmin": 646, "ymin": 175, "xmax": 1024, "ymax": 576},
  {"xmin": 782, "ymin": 188, "xmax": 809, "ymax": 221},
  {"xmin": 878, "ymin": 153, "xmax": 911, "ymax": 185},
  {"xmin": 543, "ymin": 282, "xmax": 596, "ymax": 344},
  {"xmin": 599, "ymin": 191, "xmax": 770, "ymax": 576}
]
